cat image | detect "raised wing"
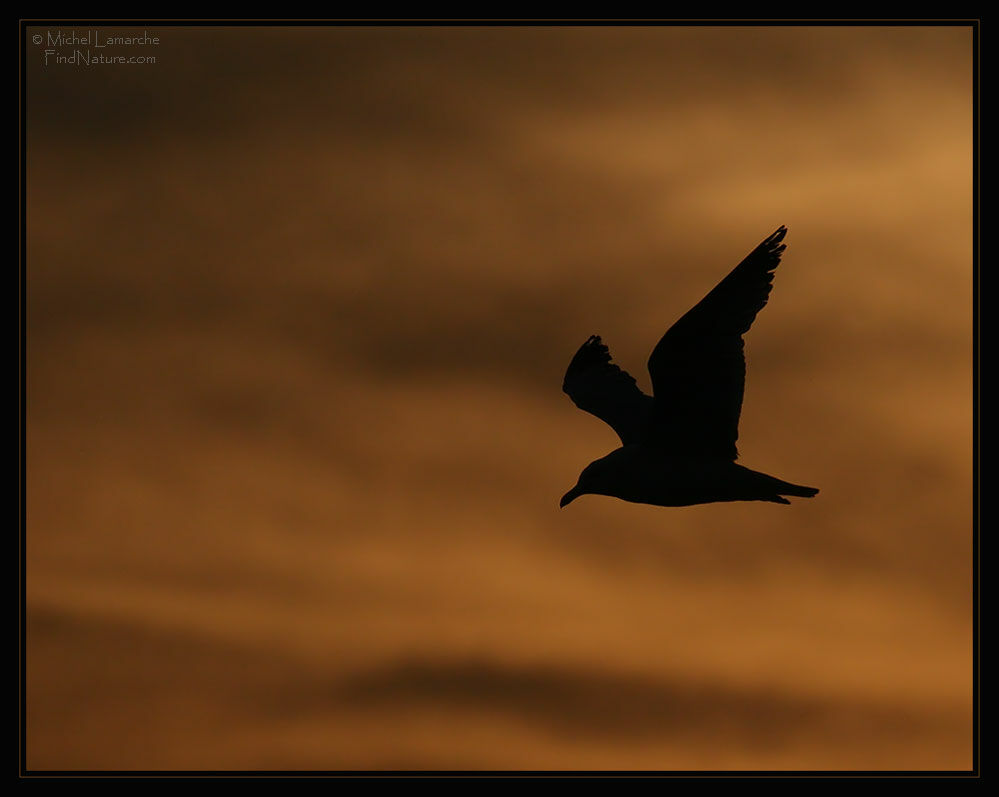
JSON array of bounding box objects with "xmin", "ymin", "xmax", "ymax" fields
[
  {"xmin": 646, "ymin": 226, "xmax": 788, "ymax": 459},
  {"xmin": 563, "ymin": 335, "xmax": 654, "ymax": 446}
]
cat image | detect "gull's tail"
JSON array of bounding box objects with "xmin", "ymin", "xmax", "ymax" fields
[
  {"xmin": 762, "ymin": 480, "xmax": 819, "ymax": 504},
  {"xmin": 778, "ymin": 481, "xmax": 820, "ymax": 498},
  {"xmin": 742, "ymin": 467, "xmax": 820, "ymax": 504}
]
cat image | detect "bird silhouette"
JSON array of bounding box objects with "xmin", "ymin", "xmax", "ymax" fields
[{"xmin": 560, "ymin": 226, "xmax": 819, "ymax": 508}]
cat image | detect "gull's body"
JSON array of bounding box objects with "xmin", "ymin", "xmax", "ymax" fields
[{"xmin": 560, "ymin": 226, "xmax": 818, "ymax": 509}]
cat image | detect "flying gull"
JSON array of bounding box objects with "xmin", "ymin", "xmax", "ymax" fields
[{"xmin": 560, "ymin": 226, "xmax": 819, "ymax": 508}]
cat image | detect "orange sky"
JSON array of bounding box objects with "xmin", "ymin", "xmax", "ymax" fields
[{"xmin": 25, "ymin": 24, "xmax": 974, "ymax": 771}]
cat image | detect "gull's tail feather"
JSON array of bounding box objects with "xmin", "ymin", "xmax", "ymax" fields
[
  {"xmin": 779, "ymin": 483, "xmax": 820, "ymax": 498},
  {"xmin": 768, "ymin": 481, "xmax": 819, "ymax": 503},
  {"xmin": 751, "ymin": 471, "xmax": 819, "ymax": 504}
]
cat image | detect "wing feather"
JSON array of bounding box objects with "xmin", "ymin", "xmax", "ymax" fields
[
  {"xmin": 563, "ymin": 335, "xmax": 654, "ymax": 445},
  {"xmin": 646, "ymin": 226, "xmax": 788, "ymax": 459}
]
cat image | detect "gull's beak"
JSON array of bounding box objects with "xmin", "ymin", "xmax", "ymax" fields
[{"xmin": 559, "ymin": 486, "xmax": 583, "ymax": 508}]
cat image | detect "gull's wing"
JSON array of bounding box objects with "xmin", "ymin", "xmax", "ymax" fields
[
  {"xmin": 646, "ymin": 226, "xmax": 788, "ymax": 459},
  {"xmin": 563, "ymin": 335, "xmax": 654, "ymax": 446}
]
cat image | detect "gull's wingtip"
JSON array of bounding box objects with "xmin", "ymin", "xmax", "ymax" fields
[{"xmin": 759, "ymin": 225, "xmax": 788, "ymax": 251}]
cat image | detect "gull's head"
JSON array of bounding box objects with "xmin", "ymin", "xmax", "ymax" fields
[
  {"xmin": 559, "ymin": 458, "xmax": 612, "ymax": 508},
  {"xmin": 559, "ymin": 483, "xmax": 585, "ymax": 508}
]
